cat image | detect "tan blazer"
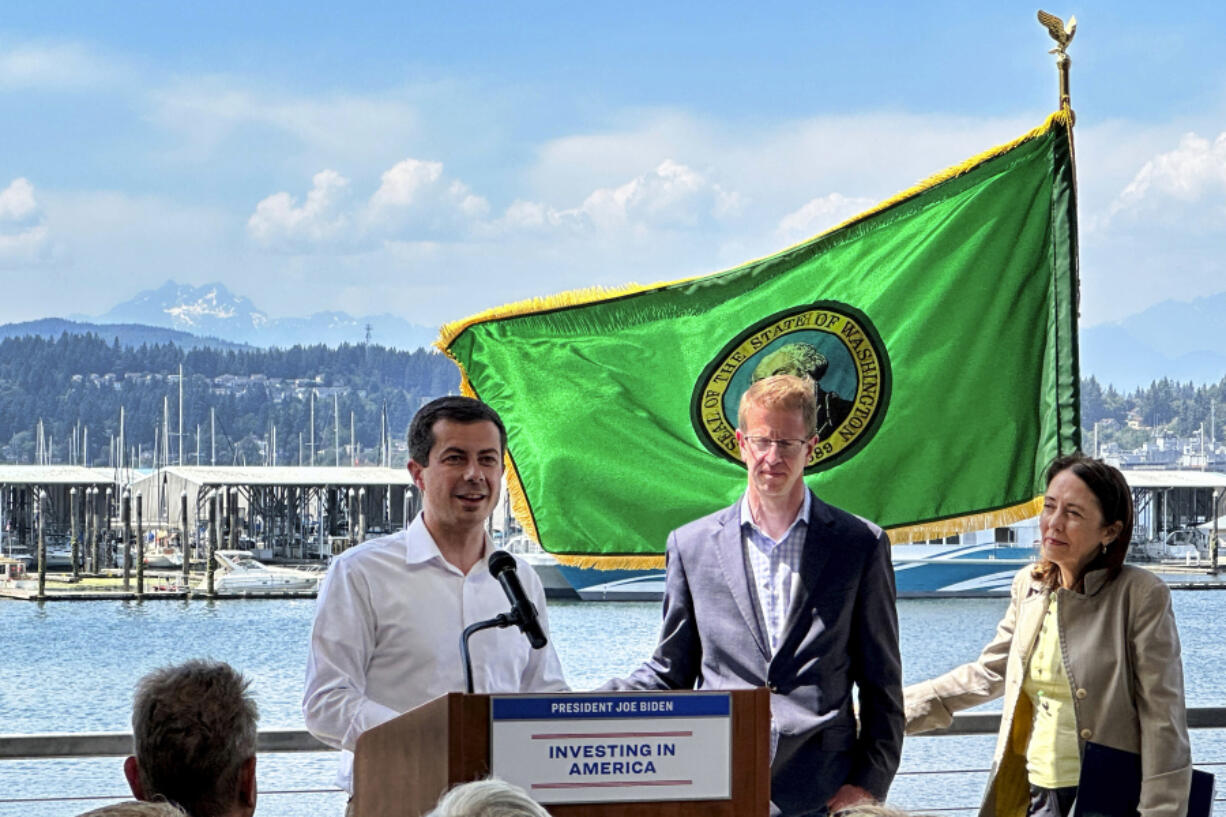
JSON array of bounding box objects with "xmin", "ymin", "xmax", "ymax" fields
[{"xmin": 905, "ymin": 565, "xmax": 1191, "ymax": 817}]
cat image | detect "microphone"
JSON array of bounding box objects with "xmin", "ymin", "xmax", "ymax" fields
[{"xmin": 488, "ymin": 550, "xmax": 548, "ymax": 649}]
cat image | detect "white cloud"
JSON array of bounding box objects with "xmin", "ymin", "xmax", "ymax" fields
[
  {"xmin": 0, "ymin": 178, "xmax": 54, "ymax": 267},
  {"xmin": 248, "ymin": 158, "xmax": 491, "ymax": 251},
  {"xmin": 494, "ymin": 159, "xmax": 740, "ymax": 239},
  {"xmin": 250, "ymin": 155, "xmax": 741, "ymax": 255},
  {"xmin": 247, "ymin": 170, "xmax": 353, "ymax": 250},
  {"xmin": 579, "ymin": 159, "xmax": 740, "ymax": 231},
  {"xmin": 1107, "ymin": 131, "xmax": 1226, "ymax": 223},
  {"xmin": 367, "ymin": 158, "xmax": 489, "ymax": 231},
  {"xmin": 776, "ymin": 193, "xmax": 877, "ymax": 244},
  {"xmin": 1073, "ymin": 126, "xmax": 1226, "ymax": 325},
  {"xmin": 0, "ymin": 41, "xmax": 121, "ymax": 90},
  {"xmin": 0, "ymin": 178, "xmax": 39, "ymax": 223}
]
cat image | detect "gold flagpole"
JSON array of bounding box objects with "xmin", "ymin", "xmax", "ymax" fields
[{"xmin": 1037, "ymin": 10, "xmax": 1076, "ymax": 119}]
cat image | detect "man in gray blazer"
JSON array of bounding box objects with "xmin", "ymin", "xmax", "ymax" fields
[{"xmin": 607, "ymin": 374, "xmax": 903, "ymax": 817}]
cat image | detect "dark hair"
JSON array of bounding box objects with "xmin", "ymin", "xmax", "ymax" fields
[
  {"xmin": 131, "ymin": 660, "xmax": 258, "ymax": 817},
  {"xmin": 1032, "ymin": 453, "xmax": 1133, "ymax": 588},
  {"xmin": 408, "ymin": 396, "xmax": 507, "ymax": 464}
]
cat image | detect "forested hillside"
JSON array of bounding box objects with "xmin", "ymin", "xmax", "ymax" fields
[
  {"xmin": 0, "ymin": 333, "xmax": 458, "ymax": 465},
  {"xmin": 5, "ymin": 332, "xmax": 1223, "ymax": 466},
  {"xmin": 1080, "ymin": 376, "xmax": 1226, "ymax": 449}
]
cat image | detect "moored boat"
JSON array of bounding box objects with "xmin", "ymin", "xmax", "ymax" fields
[{"xmin": 203, "ymin": 549, "xmax": 320, "ymax": 593}]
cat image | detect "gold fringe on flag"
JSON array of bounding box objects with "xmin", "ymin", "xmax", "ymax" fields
[
  {"xmin": 886, "ymin": 496, "xmax": 1045, "ymax": 544},
  {"xmin": 553, "ymin": 553, "xmax": 668, "ymax": 570},
  {"xmin": 438, "ymin": 111, "xmax": 1071, "ymax": 568}
]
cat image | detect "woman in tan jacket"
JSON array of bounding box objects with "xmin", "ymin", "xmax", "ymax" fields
[{"xmin": 905, "ymin": 455, "xmax": 1191, "ymax": 817}]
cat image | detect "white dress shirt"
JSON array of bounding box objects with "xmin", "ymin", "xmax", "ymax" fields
[{"xmin": 302, "ymin": 513, "xmax": 568, "ymax": 792}]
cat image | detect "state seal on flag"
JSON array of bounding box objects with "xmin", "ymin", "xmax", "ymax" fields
[{"xmin": 690, "ymin": 302, "xmax": 891, "ymax": 473}]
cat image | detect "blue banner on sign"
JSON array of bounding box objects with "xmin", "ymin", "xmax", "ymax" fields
[{"xmin": 491, "ymin": 693, "xmax": 731, "ymax": 721}]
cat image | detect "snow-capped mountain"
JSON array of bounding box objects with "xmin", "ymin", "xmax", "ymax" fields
[
  {"xmin": 80, "ymin": 281, "xmax": 438, "ymax": 350},
  {"xmin": 96, "ymin": 281, "xmax": 269, "ymax": 334}
]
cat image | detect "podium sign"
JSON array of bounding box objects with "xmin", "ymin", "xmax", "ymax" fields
[{"xmin": 490, "ymin": 692, "xmax": 732, "ymax": 805}]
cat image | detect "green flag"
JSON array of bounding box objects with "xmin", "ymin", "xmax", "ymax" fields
[{"xmin": 440, "ymin": 111, "xmax": 1080, "ymax": 568}]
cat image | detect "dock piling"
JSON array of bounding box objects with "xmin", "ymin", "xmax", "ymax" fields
[
  {"xmin": 70, "ymin": 483, "xmax": 79, "ymax": 579},
  {"xmin": 135, "ymin": 494, "xmax": 144, "ymax": 600},
  {"xmin": 121, "ymin": 491, "xmax": 131, "ymax": 591},
  {"xmin": 180, "ymin": 491, "xmax": 189, "ymax": 589},
  {"xmin": 207, "ymin": 495, "xmax": 217, "ymax": 597},
  {"xmin": 36, "ymin": 489, "xmax": 46, "ymax": 600}
]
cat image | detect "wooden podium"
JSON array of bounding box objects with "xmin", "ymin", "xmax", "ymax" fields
[{"xmin": 352, "ymin": 688, "xmax": 770, "ymax": 817}]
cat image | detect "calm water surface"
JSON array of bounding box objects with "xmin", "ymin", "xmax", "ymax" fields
[{"xmin": 1, "ymin": 591, "xmax": 1222, "ymax": 815}]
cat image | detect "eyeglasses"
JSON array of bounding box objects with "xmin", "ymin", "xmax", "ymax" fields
[{"xmin": 742, "ymin": 435, "xmax": 810, "ymax": 456}]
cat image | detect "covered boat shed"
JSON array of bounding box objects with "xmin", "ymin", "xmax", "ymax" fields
[
  {"xmin": 1120, "ymin": 469, "xmax": 1226, "ymax": 543},
  {"xmin": 0, "ymin": 466, "xmax": 118, "ymax": 548},
  {"xmin": 128, "ymin": 466, "xmax": 419, "ymax": 560}
]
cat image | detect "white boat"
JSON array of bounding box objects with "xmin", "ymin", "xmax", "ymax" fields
[
  {"xmin": 559, "ymin": 540, "xmax": 1040, "ymax": 601},
  {"xmin": 36, "ymin": 543, "xmax": 74, "ymax": 570},
  {"xmin": 501, "ymin": 534, "xmax": 578, "ymax": 599},
  {"xmin": 203, "ymin": 550, "xmax": 320, "ymax": 593},
  {"xmin": 1, "ymin": 555, "xmax": 30, "ymax": 587},
  {"xmin": 143, "ymin": 546, "xmax": 184, "ymax": 569}
]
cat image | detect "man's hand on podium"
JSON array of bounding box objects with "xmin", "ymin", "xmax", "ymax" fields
[{"xmin": 827, "ymin": 783, "xmax": 874, "ymax": 814}]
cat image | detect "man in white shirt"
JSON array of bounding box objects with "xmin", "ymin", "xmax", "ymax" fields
[{"xmin": 303, "ymin": 396, "xmax": 568, "ymax": 793}]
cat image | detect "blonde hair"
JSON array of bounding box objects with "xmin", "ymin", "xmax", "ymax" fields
[
  {"xmin": 832, "ymin": 805, "xmax": 941, "ymax": 817},
  {"xmin": 427, "ymin": 778, "xmax": 550, "ymax": 817},
  {"xmin": 737, "ymin": 374, "xmax": 817, "ymax": 436}
]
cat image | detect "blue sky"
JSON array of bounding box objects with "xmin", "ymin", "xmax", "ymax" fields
[{"xmin": 2, "ymin": 1, "xmax": 1224, "ymax": 330}]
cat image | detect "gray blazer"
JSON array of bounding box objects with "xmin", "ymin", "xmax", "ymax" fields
[{"xmin": 607, "ymin": 491, "xmax": 904, "ymax": 816}]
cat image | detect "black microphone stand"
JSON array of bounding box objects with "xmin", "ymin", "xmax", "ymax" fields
[{"xmin": 459, "ymin": 608, "xmax": 528, "ymax": 694}]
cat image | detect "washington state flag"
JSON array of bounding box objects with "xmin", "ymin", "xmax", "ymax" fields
[{"xmin": 439, "ymin": 110, "xmax": 1080, "ymax": 568}]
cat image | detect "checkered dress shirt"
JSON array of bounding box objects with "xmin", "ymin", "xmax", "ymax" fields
[
  {"xmin": 740, "ymin": 491, "xmax": 810, "ymax": 654},
  {"xmin": 740, "ymin": 492, "xmax": 810, "ymax": 761}
]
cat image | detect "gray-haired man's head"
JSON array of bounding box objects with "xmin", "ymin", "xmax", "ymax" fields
[{"xmin": 124, "ymin": 660, "xmax": 259, "ymax": 817}]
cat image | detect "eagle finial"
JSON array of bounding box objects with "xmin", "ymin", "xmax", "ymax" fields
[{"xmin": 1037, "ymin": 10, "xmax": 1077, "ymax": 56}]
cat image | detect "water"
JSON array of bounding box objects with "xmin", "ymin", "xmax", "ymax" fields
[{"xmin": 1, "ymin": 592, "xmax": 1222, "ymax": 816}]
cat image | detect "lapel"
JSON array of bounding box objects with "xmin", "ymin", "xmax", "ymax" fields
[
  {"xmin": 713, "ymin": 501, "xmax": 770, "ymax": 660},
  {"xmin": 1014, "ymin": 578, "xmax": 1051, "ymax": 667},
  {"xmin": 778, "ymin": 490, "xmax": 835, "ymax": 639}
]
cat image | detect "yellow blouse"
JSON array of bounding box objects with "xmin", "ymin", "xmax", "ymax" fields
[{"xmin": 1021, "ymin": 595, "xmax": 1081, "ymax": 788}]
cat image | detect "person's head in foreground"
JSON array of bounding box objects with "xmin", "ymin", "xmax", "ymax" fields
[
  {"xmin": 427, "ymin": 777, "xmax": 550, "ymax": 817},
  {"xmin": 124, "ymin": 659, "xmax": 259, "ymax": 817},
  {"xmin": 77, "ymin": 801, "xmax": 187, "ymax": 817},
  {"xmin": 1034, "ymin": 453, "xmax": 1132, "ymax": 590},
  {"xmin": 830, "ymin": 804, "xmax": 940, "ymax": 817}
]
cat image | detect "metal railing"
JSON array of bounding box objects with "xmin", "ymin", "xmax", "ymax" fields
[{"xmin": 3, "ymin": 709, "xmax": 1226, "ymax": 810}]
